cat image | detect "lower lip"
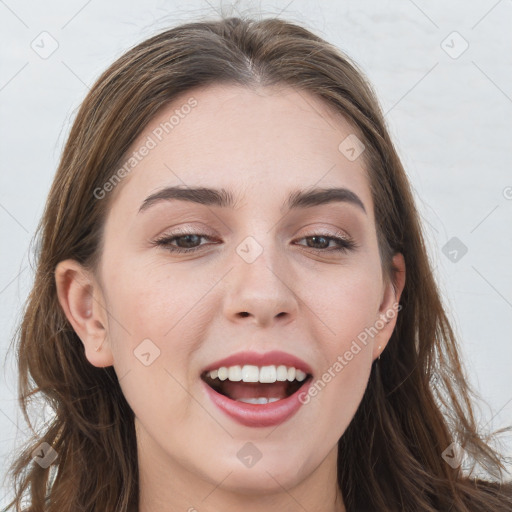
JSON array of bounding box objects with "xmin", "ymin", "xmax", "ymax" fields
[{"xmin": 202, "ymin": 379, "xmax": 312, "ymax": 428}]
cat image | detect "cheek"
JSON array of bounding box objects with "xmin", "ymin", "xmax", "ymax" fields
[
  {"xmin": 301, "ymin": 265, "xmax": 379, "ymax": 426},
  {"xmin": 100, "ymin": 257, "xmax": 205, "ymax": 419},
  {"xmin": 104, "ymin": 261, "xmax": 182, "ymax": 332},
  {"xmin": 303, "ymin": 261, "xmax": 382, "ymax": 346},
  {"xmin": 102, "ymin": 253, "xmax": 212, "ymax": 352}
]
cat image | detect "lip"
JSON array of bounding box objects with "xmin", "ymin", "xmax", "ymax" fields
[
  {"xmin": 201, "ymin": 375, "xmax": 312, "ymax": 427},
  {"xmin": 201, "ymin": 350, "xmax": 314, "ymax": 375}
]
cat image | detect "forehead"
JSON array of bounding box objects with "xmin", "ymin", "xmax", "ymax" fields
[{"xmin": 106, "ymin": 83, "xmax": 373, "ymax": 220}]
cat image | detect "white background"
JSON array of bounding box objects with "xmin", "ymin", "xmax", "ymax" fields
[{"xmin": 1, "ymin": 0, "xmax": 511, "ymax": 505}]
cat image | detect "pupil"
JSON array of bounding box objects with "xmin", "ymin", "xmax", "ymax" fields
[
  {"xmin": 179, "ymin": 234, "xmax": 199, "ymax": 248},
  {"xmin": 309, "ymin": 236, "xmax": 327, "ymax": 249}
]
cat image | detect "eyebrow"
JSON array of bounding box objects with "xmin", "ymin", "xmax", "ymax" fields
[{"xmin": 138, "ymin": 186, "xmax": 367, "ymax": 215}]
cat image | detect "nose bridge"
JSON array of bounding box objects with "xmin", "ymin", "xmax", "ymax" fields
[{"xmin": 223, "ymin": 230, "xmax": 298, "ymax": 326}]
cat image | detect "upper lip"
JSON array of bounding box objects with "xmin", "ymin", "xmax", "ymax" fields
[{"xmin": 201, "ymin": 350, "xmax": 313, "ymax": 376}]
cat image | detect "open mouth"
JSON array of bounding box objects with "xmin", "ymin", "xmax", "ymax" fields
[{"xmin": 201, "ymin": 365, "xmax": 312, "ymax": 404}]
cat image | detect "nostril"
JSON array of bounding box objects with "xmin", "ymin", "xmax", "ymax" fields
[{"xmin": 239, "ymin": 312, "xmax": 250, "ymax": 317}]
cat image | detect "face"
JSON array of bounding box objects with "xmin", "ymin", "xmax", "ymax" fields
[{"xmin": 57, "ymin": 83, "xmax": 404, "ymax": 504}]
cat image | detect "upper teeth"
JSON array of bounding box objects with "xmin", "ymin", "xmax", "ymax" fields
[{"xmin": 207, "ymin": 365, "xmax": 307, "ymax": 383}]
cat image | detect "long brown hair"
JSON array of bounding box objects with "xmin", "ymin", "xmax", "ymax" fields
[{"xmin": 4, "ymin": 15, "xmax": 511, "ymax": 512}]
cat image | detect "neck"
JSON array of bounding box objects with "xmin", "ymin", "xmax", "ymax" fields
[{"xmin": 136, "ymin": 423, "xmax": 346, "ymax": 512}]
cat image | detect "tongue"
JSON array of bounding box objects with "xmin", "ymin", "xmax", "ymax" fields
[{"xmin": 222, "ymin": 381, "xmax": 289, "ymax": 400}]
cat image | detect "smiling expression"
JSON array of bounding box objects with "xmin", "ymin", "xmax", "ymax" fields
[{"xmin": 79, "ymin": 82, "xmax": 403, "ymax": 498}]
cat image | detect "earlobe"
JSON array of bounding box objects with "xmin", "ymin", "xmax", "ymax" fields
[
  {"xmin": 54, "ymin": 259, "xmax": 114, "ymax": 368},
  {"xmin": 373, "ymin": 252, "xmax": 406, "ymax": 360}
]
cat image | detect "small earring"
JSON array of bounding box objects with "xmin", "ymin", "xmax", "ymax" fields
[{"xmin": 378, "ymin": 345, "xmax": 382, "ymax": 360}]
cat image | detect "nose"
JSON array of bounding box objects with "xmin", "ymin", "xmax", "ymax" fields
[{"xmin": 222, "ymin": 242, "xmax": 298, "ymax": 328}]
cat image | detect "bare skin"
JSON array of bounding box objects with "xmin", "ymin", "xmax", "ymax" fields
[{"xmin": 55, "ymin": 83, "xmax": 405, "ymax": 512}]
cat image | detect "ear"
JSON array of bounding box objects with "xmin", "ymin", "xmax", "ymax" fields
[
  {"xmin": 372, "ymin": 252, "xmax": 406, "ymax": 360},
  {"xmin": 54, "ymin": 259, "xmax": 114, "ymax": 368}
]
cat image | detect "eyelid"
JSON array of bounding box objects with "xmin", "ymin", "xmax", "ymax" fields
[
  {"xmin": 301, "ymin": 227, "xmax": 350, "ymax": 240},
  {"xmin": 153, "ymin": 224, "xmax": 216, "ymax": 239}
]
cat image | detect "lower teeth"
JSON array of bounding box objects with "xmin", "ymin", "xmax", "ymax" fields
[{"xmin": 235, "ymin": 397, "xmax": 281, "ymax": 404}]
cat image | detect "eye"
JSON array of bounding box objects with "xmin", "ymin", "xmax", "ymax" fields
[
  {"xmin": 152, "ymin": 232, "xmax": 215, "ymax": 253},
  {"xmin": 294, "ymin": 232, "xmax": 358, "ymax": 254},
  {"xmin": 152, "ymin": 229, "xmax": 358, "ymax": 255}
]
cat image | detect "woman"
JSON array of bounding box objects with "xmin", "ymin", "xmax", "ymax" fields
[{"xmin": 4, "ymin": 15, "xmax": 511, "ymax": 512}]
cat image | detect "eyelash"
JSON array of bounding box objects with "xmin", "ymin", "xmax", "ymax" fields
[{"xmin": 152, "ymin": 229, "xmax": 358, "ymax": 255}]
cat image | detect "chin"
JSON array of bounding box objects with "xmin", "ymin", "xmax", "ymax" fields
[
  {"xmin": 211, "ymin": 465, "xmax": 305, "ymax": 495},
  {"xmin": 200, "ymin": 449, "xmax": 312, "ymax": 493}
]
